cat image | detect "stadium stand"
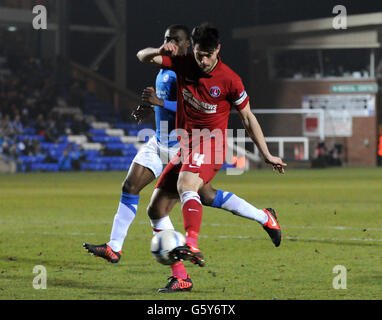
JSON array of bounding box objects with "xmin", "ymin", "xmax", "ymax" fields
[
  {"xmin": 0, "ymin": 35, "xmax": 238, "ymax": 174},
  {"xmin": 0, "ymin": 45, "xmax": 154, "ymax": 173}
]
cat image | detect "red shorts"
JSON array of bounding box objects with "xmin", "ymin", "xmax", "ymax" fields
[{"xmin": 156, "ymin": 137, "xmax": 224, "ymax": 194}]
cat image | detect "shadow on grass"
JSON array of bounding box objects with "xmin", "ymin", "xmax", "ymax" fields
[
  {"xmin": 0, "ymin": 272, "xmax": 156, "ymax": 298},
  {"xmin": 285, "ymin": 238, "xmax": 382, "ymax": 247},
  {"xmin": 0, "ymin": 255, "xmax": 116, "ymax": 272},
  {"xmin": 351, "ymin": 272, "xmax": 382, "ymax": 287}
]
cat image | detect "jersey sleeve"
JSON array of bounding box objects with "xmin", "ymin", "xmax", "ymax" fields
[
  {"xmin": 230, "ymin": 78, "xmax": 250, "ymax": 111},
  {"xmin": 163, "ymin": 100, "xmax": 177, "ymax": 113},
  {"xmin": 161, "ymin": 54, "xmax": 188, "ymax": 72},
  {"xmin": 161, "ymin": 56, "xmax": 174, "ymax": 69}
]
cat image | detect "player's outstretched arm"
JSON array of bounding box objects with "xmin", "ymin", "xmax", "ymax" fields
[
  {"xmin": 137, "ymin": 43, "xmax": 179, "ymax": 67},
  {"xmin": 136, "ymin": 47, "xmax": 163, "ymax": 66},
  {"xmin": 238, "ymin": 103, "xmax": 287, "ymax": 174}
]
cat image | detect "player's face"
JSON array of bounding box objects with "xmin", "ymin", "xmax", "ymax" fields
[
  {"xmin": 163, "ymin": 29, "xmax": 190, "ymax": 55},
  {"xmin": 193, "ymin": 44, "xmax": 221, "ymax": 73}
]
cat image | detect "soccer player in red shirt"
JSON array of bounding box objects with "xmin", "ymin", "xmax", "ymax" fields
[{"xmin": 137, "ymin": 22, "xmax": 286, "ymax": 292}]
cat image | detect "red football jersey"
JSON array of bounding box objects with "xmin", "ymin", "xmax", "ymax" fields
[{"xmin": 161, "ymin": 54, "xmax": 249, "ymax": 136}]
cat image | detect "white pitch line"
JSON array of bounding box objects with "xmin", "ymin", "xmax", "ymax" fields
[
  {"xmin": 7, "ymin": 231, "xmax": 382, "ymax": 243},
  {"xmin": 2, "ymin": 219, "xmax": 381, "ymax": 232},
  {"xmin": 199, "ymin": 235, "xmax": 382, "ymax": 243},
  {"xmin": 134, "ymin": 221, "xmax": 382, "ymax": 232},
  {"xmin": 284, "ymin": 236, "xmax": 382, "ymax": 243},
  {"xmin": 283, "ymin": 225, "xmax": 382, "ymax": 232},
  {"xmin": 43, "ymin": 231, "xmax": 98, "ymax": 236},
  {"xmin": 139, "ymin": 221, "xmax": 382, "ymax": 232}
]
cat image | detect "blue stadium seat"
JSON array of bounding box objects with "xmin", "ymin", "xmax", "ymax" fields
[
  {"xmin": 128, "ymin": 129, "xmax": 139, "ymax": 136},
  {"xmin": 81, "ymin": 163, "xmax": 108, "ymax": 171},
  {"xmin": 18, "ymin": 155, "xmax": 45, "ymax": 164},
  {"xmin": 121, "ymin": 144, "xmax": 138, "ymax": 156},
  {"xmin": 92, "ymin": 157, "xmax": 108, "ymax": 164},
  {"xmin": 48, "ymin": 150, "xmax": 64, "ymax": 159},
  {"xmin": 89, "ymin": 128, "xmax": 107, "ymax": 136},
  {"xmin": 22, "ymin": 128, "xmax": 36, "ymax": 135},
  {"xmin": 41, "ymin": 142, "xmax": 68, "ymax": 150},
  {"xmin": 114, "ymin": 123, "xmax": 138, "ymax": 130},
  {"xmin": 109, "ymin": 162, "xmax": 132, "ymax": 171},
  {"xmin": 18, "ymin": 135, "xmax": 44, "ymax": 142},
  {"xmin": 30, "ymin": 163, "xmax": 59, "ymax": 172},
  {"xmin": 137, "ymin": 123, "xmax": 154, "ymax": 130},
  {"xmin": 106, "ymin": 142, "xmax": 126, "ymax": 150},
  {"xmin": 58, "ymin": 136, "xmax": 68, "ymax": 143},
  {"xmin": 92, "ymin": 136, "xmax": 121, "ymax": 143},
  {"xmin": 91, "ymin": 156, "xmax": 122, "ymax": 163},
  {"xmin": 91, "ymin": 136, "xmax": 108, "ymax": 143},
  {"xmin": 84, "ymin": 150, "xmax": 100, "ymax": 159},
  {"xmin": 44, "ymin": 163, "xmax": 60, "ymax": 172},
  {"xmin": 107, "ymin": 136, "xmax": 122, "ymax": 142}
]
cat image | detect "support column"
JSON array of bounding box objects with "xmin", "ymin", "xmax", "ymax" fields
[
  {"xmin": 55, "ymin": 0, "xmax": 70, "ymax": 89},
  {"xmin": 114, "ymin": 0, "xmax": 127, "ymax": 90}
]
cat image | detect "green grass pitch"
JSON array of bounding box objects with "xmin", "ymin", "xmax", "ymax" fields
[{"xmin": 0, "ymin": 167, "xmax": 381, "ymax": 300}]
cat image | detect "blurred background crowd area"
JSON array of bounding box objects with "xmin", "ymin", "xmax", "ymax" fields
[{"xmin": 0, "ymin": 30, "xmax": 146, "ymax": 173}]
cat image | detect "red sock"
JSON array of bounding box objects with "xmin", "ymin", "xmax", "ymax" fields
[
  {"xmin": 171, "ymin": 261, "xmax": 188, "ymax": 279},
  {"xmin": 181, "ymin": 192, "xmax": 203, "ymax": 248}
]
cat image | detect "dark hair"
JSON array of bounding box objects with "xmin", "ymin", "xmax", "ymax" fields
[
  {"xmin": 191, "ymin": 22, "xmax": 220, "ymax": 51},
  {"xmin": 166, "ymin": 24, "xmax": 191, "ymax": 40}
]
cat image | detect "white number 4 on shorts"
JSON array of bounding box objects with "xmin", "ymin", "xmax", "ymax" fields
[{"xmin": 193, "ymin": 153, "xmax": 205, "ymax": 166}]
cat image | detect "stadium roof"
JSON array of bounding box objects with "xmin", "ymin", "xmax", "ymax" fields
[{"xmin": 233, "ymin": 12, "xmax": 382, "ymax": 49}]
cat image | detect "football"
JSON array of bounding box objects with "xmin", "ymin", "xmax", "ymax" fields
[{"xmin": 150, "ymin": 230, "xmax": 186, "ymax": 265}]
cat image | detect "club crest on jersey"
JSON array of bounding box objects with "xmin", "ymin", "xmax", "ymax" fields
[
  {"xmin": 209, "ymin": 86, "xmax": 221, "ymax": 98},
  {"xmin": 162, "ymin": 73, "xmax": 170, "ymax": 82}
]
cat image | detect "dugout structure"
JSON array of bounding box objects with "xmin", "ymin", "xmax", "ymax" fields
[{"xmin": 233, "ymin": 12, "xmax": 382, "ymax": 166}]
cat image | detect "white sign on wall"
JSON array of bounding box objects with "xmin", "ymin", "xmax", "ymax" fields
[
  {"xmin": 302, "ymin": 94, "xmax": 375, "ymax": 137},
  {"xmin": 302, "ymin": 112, "xmax": 353, "ymax": 137},
  {"xmin": 302, "ymin": 94, "xmax": 375, "ymax": 117}
]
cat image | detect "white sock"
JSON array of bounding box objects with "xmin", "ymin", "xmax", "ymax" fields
[
  {"xmin": 150, "ymin": 216, "xmax": 174, "ymax": 235},
  {"xmin": 108, "ymin": 193, "xmax": 139, "ymax": 252},
  {"xmin": 214, "ymin": 191, "xmax": 268, "ymax": 225}
]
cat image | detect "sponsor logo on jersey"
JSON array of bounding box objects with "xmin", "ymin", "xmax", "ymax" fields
[
  {"xmin": 156, "ymin": 89, "xmax": 168, "ymax": 99},
  {"xmin": 209, "ymin": 86, "xmax": 221, "ymax": 98},
  {"xmin": 182, "ymin": 88, "xmax": 217, "ymax": 113}
]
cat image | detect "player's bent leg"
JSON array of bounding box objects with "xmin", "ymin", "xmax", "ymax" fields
[
  {"xmin": 201, "ymin": 182, "xmax": 268, "ymax": 224},
  {"xmin": 147, "ymin": 188, "xmax": 191, "ymax": 288},
  {"xmin": 108, "ymin": 163, "xmax": 156, "ymax": 250},
  {"xmin": 83, "ymin": 163, "xmax": 156, "ymax": 263},
  {"xmin": 200, "ymin": 183, "xmax": 282, "ymax": 247},
  {"xmin": 147, "ymin": 188, "xmax": 179, "ymax": 219},
  {"xmin": 122, "ymin": 162, "xmax": 156, "ymax": 195},
  {"xmin": 172, "ymin": 171, "xmax": 206, "ymax": 267},
  {"xmin": 198, "ymin": 182, "xmax": 217, "ymax": 206}
]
